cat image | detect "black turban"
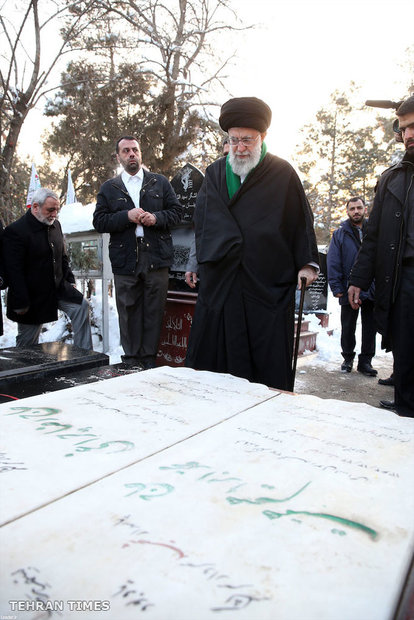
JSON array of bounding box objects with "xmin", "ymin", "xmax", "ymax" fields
[{"xmin": 219, "ymin": 97, "xmax": 272, "ymax": 133}]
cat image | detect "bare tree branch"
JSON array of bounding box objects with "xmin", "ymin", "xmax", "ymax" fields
[{"xmin": 0, "ymin": 0, "xmax": 109, "ymax": 222}]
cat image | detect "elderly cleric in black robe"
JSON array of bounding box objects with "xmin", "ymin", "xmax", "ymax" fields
[{"xmin": 185, "ymin": 97, "xmax": 319, "ymax": 390}]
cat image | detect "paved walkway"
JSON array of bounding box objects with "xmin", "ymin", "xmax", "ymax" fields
[{"xmin": 294, "ymin": 351, "xmax": 394, "ymax": 410}]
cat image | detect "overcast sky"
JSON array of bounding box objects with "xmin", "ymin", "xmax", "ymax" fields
[
  {"xmin": 229, "ymin": 0, "xmax": 413, "ymax": 158},
  {"xmin": 17, "ymin": 0, "xmax": 413, "ymax": 165}
]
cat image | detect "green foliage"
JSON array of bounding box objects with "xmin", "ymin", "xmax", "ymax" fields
[
  {"xmin": 4, "ymin": 155, "xmax": 33, "ymax": 225},
  {"xmin": 43, "ymin": 59, "xmax": 154, "ymax": 204},
  {"xmin": 294, "ymin": 84, "xmax": 398, "ymax": 244},
  {"xmin": 4, "ymin": 153, "xmax": 77, "ymax": 226},
  {"xmin": 67, "ymin": 240, "xmax": 100, "ymax": 273},
  {"xmin": 0, "ymin": 0, "xmax": 116, "ymax": 224},
  {"xmin": 42, "ymin": 1, "xmax": 241, "ymax": 196}
]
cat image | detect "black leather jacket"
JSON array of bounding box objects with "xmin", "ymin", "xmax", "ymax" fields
[{"xmin": 93, "ymin": 171, "xmax": 183, "ymax": 275}]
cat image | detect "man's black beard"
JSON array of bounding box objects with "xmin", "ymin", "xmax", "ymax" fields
[
  {"xmin": 125, "ymin": 161, "xmax": 140, "ymax": 174},
  {"xmin": 404, "ymin": 146, "xmax": 414, "ymax": 163}
]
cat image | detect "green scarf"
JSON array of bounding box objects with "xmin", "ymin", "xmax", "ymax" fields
[{"xmin": 226, "ymin": 141, "xmax": 267, "ymax": 199}]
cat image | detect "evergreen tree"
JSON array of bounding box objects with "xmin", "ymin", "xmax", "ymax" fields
[
  {"xmin": 294, "ymin": 84, "xmax": 395, "ymax": 243},
  {"xmin": 42, "ymin": 1, "xmax": 245, "ymax": 196},
  {"xmin": 340, "ymin": 126, "xmax": 390, "ymax": 199},
  {"xmin": 5, "ymin": 155, "xmax": 31, "ymax": 225},
  {"xmin": 0, "ymin": 0, "xmax": 107, "ymax": 223},
  {"xmin": 74, "ymin": 0, "xmax": 244, "ymax": 177},
  {"xmin": 43, "ymin": 59, "xmax": 154, "ymax": 203}
]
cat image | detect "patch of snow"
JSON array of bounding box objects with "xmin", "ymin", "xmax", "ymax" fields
[
  {"xmin": 59, "ymin": 202, "xmax": 95, "ymax": 234},
  {"xmin": 0, "ymin": 289, "xmax": 393, "ymax": 370}
]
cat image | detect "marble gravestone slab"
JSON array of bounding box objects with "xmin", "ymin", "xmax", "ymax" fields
[
  {"xmin": 1, "ymin": 393, "xmax": 413, "ymax": 620},
  {"xmin": 0, "ymin": 367, "xmax": 275, "ymax": 525}
]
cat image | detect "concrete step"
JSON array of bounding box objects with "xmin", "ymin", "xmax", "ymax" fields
[{"xmin": 294, "ymin": 329, "xmax": 317, "ymax": 355}]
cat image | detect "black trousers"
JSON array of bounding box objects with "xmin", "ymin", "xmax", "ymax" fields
[
  {"xmin": 340, "ymin": 300, "xmax": 376, "ymax": 363},
  {"xmin": 390, "ymin": 264, "xmax": 414, "ymax": 417},
  {"xmin": 114, "ymin": 248, "xmax": 169, "ymax": 365}
]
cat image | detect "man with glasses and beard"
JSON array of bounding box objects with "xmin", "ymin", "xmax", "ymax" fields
[
  {"xmin": 185, "ymin": 97, "xmax": 319, "ymax": 390},
  {"xmin": 3, "ymin": 188, "xmax": 92, "ymax": 349},
  {"xmin": 349, "ymin": 95, "xmax": 414, "ymax": 418}
]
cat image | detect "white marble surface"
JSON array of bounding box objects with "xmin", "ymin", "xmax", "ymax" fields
[
  {"xmin": 0, "ymin": 366, "xmax": 275, "ymax": 524},
  {"xmin": 1, "ymin": 374, "xmax": 413, "ymax": 620}
]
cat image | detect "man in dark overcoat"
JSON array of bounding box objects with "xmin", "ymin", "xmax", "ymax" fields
[
  {"xmin": 327, "ymin": 196, "xmax": 377, "ymax": 376},
  {"xmin": 185, "ymin": 97, "xmax": 319, "ymax": 390},
  {"xmin": 93, "ymin": 136, "xmax": 182, "ymax": 369},
  {"xmin": 3, "ymin": 188, "xmax": 92, "ymax": 349},
  {"xmin": 349, "ymin": 95, "xmax": 414, "ymax": 418}
]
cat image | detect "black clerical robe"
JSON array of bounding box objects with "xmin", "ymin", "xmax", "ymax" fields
[{"xmin": 185, "ymin": 153, "xmax": 319, "ymax": 390}]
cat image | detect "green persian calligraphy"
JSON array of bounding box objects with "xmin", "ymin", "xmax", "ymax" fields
[
  {"xmin": 227, "ymin": 481, "xmax": 378, "ymax": 540},
  {"xmin": 263, "ymin": 509, "xmax": 378, "ymax": 540}
]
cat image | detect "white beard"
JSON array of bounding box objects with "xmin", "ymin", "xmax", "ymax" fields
[
  {"xmin": 228, "ymin": 140, "xmax": 262, "ymax": 177},
  {"xmin": 33, "ymin": 211, "xmax": 55, "ymax": 226}
]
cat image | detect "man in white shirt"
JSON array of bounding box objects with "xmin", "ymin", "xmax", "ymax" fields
[{"xmin": 93, "ymin": 136, "xmax": 182, "ymax": 368}]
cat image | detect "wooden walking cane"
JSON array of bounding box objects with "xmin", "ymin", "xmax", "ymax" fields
[{"xmin": 291, "ymin": 276, "xmax": 307, "ymax": 392}]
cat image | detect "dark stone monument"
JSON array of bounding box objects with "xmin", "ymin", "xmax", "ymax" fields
[
  {"xmin": 303, "ymin": 251, "xmax": 328, "ymax": 313},
  {"xmin": 295, "ymin": 250, "xmax": 327, "ymax": 313},
  {"xmin": 0, "ymin": 361, "xmax": 140, "ymax": 403},
  {"xmin": 169, "ymin": 163, "xmax": 204, "ymax": 291},
  {"xmin": 294, "ymin": 250, "xmax": 329, "ymax": 331},
  {"xmin": 0, "ymin": 342, "xmax": 109, "ymax": 402},
  {"xmin": 156, "ymin": 164, "xmax": 203, "ymax": 367}
]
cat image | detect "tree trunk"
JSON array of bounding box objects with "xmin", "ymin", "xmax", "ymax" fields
[{"xmin": 0, "ymin": 0, "xmax": 40, "ymax": 224}]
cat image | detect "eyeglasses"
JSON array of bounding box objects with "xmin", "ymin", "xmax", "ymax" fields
[{"xmin": 228, "ymin": 135, "xmax": 260, "ymax": 147}]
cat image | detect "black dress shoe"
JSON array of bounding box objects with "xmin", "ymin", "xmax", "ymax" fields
[
  {"xmin": 357, "ymin": 362, "xmax": 378, "ymax": 377},
  {"xmin": 142, "ymin": 360, "xmax": 156, "ymax": 370},
  {"xmin": 378, "ymin": 375, "xmax": 394, "ymax": 386},
  {"xmin": 379, "ymin": 400, "xmax": 396, "ymax": 411},
  {"xmin": 341, "ymin": 360, "xmax": 353, "ymax": 373},
  {"xmin": 119, "ymin": 360, "xmax": 144, "ymax": 370}
]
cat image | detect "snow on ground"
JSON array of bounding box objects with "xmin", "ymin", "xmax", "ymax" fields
[
  {"xmin": 0, "ymin": 286, "xmax": 123, "ymax": 364},
  {"xmin": 0, "ymin": 288, "xmax": 392, "ymax": 372},
  {"xmin": 1, "ymin": 204, "xmax": 393, "ymax": 390},
  {"xmin": 298, "ymin": 292, "xmax": 392, "ymax": 374}
]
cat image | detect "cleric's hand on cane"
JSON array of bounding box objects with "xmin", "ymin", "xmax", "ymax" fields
[{"xmin": 297, "ymin": 265, "xmax": 318, "ymax": 289}]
